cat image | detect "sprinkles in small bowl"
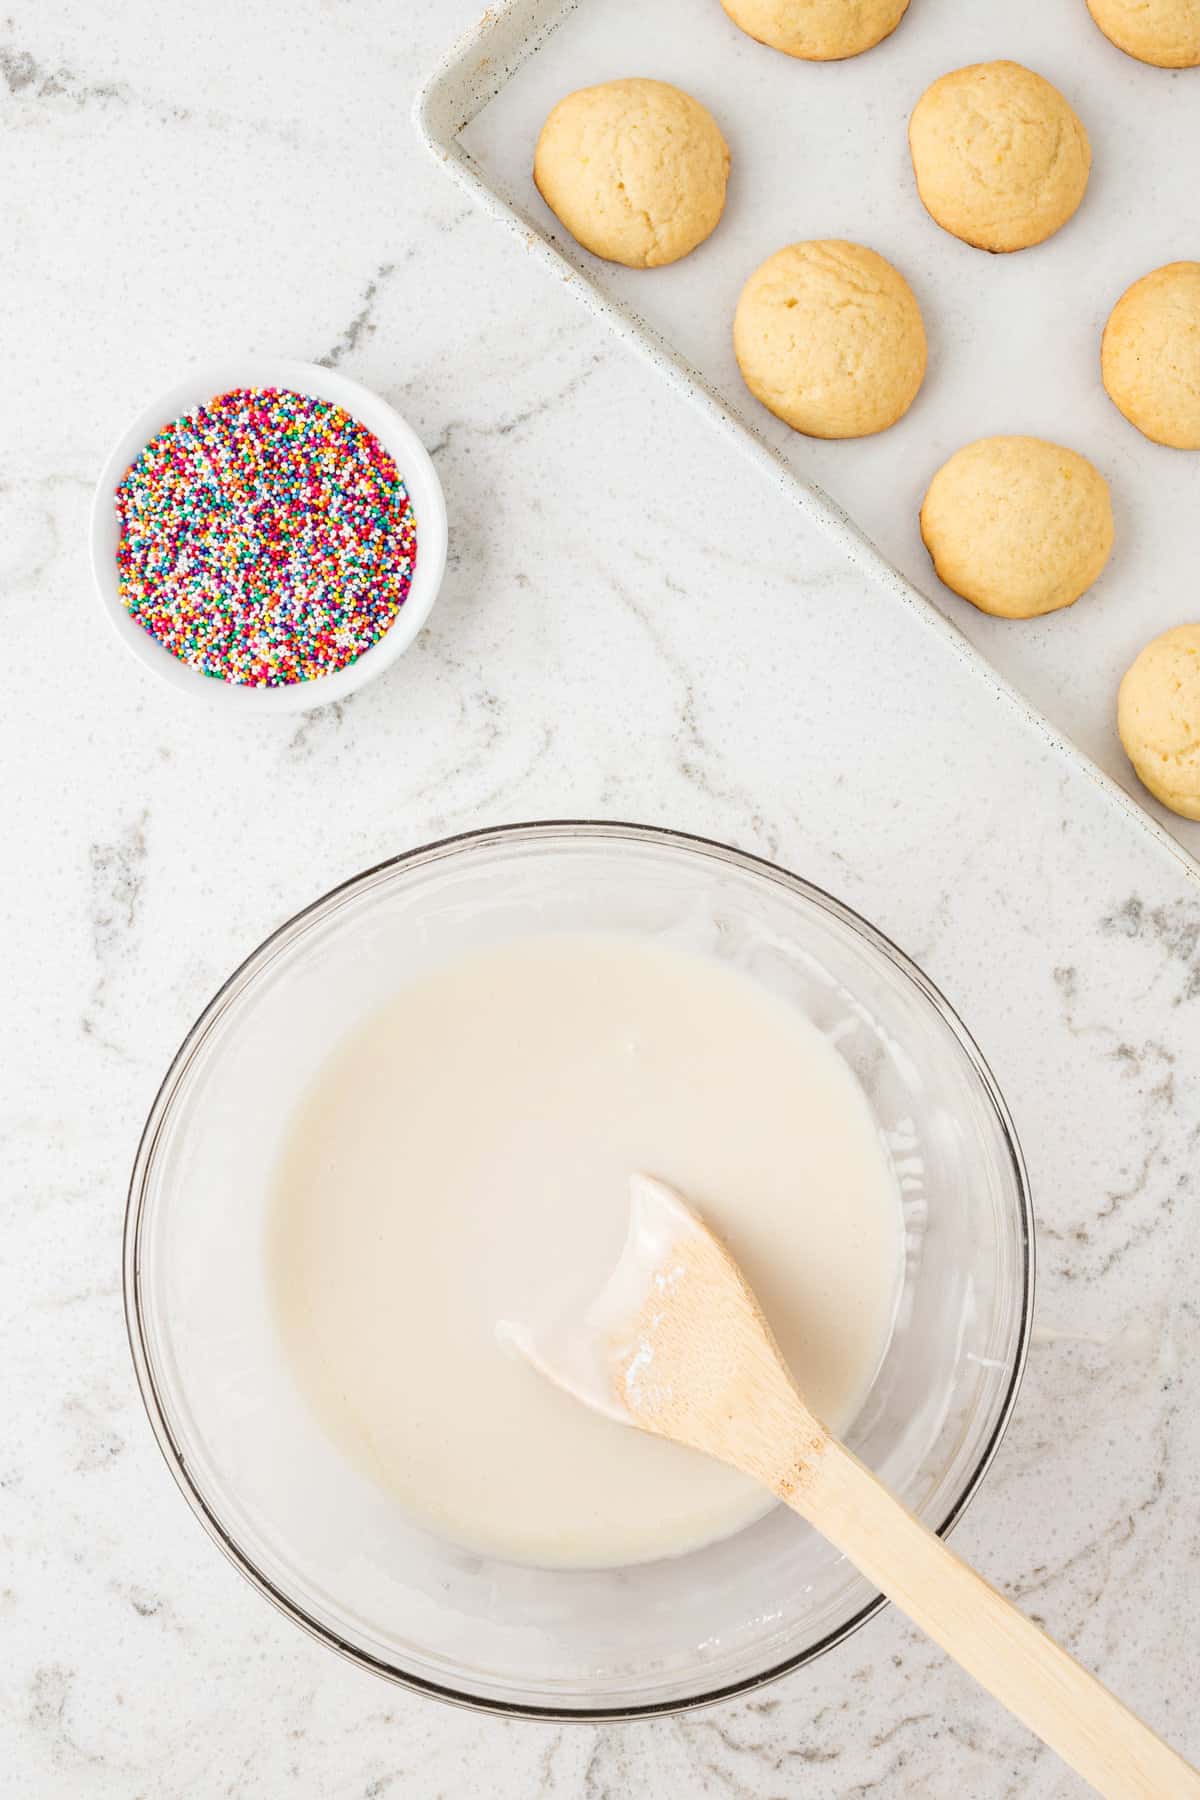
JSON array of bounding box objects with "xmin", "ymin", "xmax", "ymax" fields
[
  {"xmin": 117, "ymin": 387, "xmax": 415, "ymax": 687},
  {"xmin": 91, "ymin": 361, "xmax": 447, "ymax": 713}
]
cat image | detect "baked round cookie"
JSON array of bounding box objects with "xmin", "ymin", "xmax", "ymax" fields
[
  {"xmin": 533, "ymin": 78, "xmax": 730, "ymax": 269},
  {"xmin": 733, "ymin": 240, "xmax": 926, "ymax": 438},
  {"xmin": 919, "ymin": 436, "xmax": 1113, "ymax": 618},
  {"xmin": 1101, "ymin": 262, "xmax": 1200, "ymax": 449},
  {"xmin": 720, "ymin": 0, "xmax": 910, "ymax": 60},
  {"xmin": 908, "ymin": 62, "xmax": 1090, "ymax": 252},
  {"xmin": 1086, "ymin": 0, "xmax": 1200, "ymax": 67},
  {"xmin": 1118, "ymin": 624, "xmax": 1200, "ymax": 818}
]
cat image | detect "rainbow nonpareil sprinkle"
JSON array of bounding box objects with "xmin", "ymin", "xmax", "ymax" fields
[{"xmin": 115, "ymin": 387, "xmax": 417, "ymax": 687}]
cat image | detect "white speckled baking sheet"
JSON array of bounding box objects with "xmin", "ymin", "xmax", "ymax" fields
[{"xmin": 416, "ymin": 0, "xmax": 1200, "ymax": 867}]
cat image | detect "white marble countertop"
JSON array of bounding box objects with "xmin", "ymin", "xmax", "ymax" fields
[{"xmin": 3, "ymin": 2, "xmax": 1200, "ymax": 1795}]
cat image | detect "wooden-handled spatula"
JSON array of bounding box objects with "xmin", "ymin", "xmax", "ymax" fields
[{"xmin": 512, "ymin": 1174, "xmax": 1199, "ymax": 1799}]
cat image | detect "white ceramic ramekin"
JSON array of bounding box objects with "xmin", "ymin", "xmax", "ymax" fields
[{"xmin": 90, "ymin": 358, "xmax": 447, "ymax": 713}]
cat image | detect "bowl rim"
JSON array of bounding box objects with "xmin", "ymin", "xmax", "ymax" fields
[
  {"xmin": 89, "ymin": 358, "xmax": 448, "ymax": 715},
  {"xmin": 124, "ymin": 818, "xmax": 1035, "ymax": 1721}
]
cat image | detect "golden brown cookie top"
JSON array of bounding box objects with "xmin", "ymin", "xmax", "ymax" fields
[
  {"xmin": 908, "ymin": 61, "xmax": 1090, "ymax": 253},
  {"xmin": 720, "ymin": 0, "xmax": 910, "ymax": 61},
  {"xmin": 534, "ymin": 78, "xmax": 730, "ymax": 269},
  {"xmin": 1086, "ymin": 0, "xmax": 1200, "ymax": 67},
  {"xmin": 920, "ymin": 436, "xmax": 1113, "ymax": 618},
  {"xmin": 1102, "ymin": 262, "xmax": 1200, "ymax": 450},
  {"xmin": 1118, "ymin": 624, "xmax": 1200, "ymax": 819},
  {"xmin": 733, "ymin": 240, "xmax": 926, "ymax": 439}
]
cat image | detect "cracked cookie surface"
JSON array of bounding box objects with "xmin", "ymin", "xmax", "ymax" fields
[
  {"xmin": 908, "ymin": 61, "xmax": 1090, "ymax": 253},
  {"xmin": 533, "ymin": 78, "xmax": 729, "ymax": 269},
  {"xmin": 1086, "ymin": 0, "xmax": 1200, "ymax": 66},
  {"xmin": 733, "ymin": 239, "xmax": 926, "ymax": 438},
  {"xmin": 720, "ymin": 0, "xmax": 910, "ymax": 60},
  {"xmin": 1119, "ymin": 625, "xmax": 1200, "ymax": 819},
  {"xmin": 920, "ymin": 435, "xmax": 1113, "ymax": 619},
  {"xmin": 1102, "ymin": 262, "xmax": 1200, "ymax": 450}
]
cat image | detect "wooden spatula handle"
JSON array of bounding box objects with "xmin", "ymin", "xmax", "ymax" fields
[{"xmin": 784, "ymin": 1432, "xmax": 1199, "ymax": 1799}]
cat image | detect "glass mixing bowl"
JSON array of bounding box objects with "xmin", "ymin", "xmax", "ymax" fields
[{"xmin": 126, "ymin": 822, "xmax": 1033, "ymax": 1719}]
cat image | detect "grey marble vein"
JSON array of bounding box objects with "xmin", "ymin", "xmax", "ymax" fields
[{"xmin": 321, "ymin": 262, "xmax": 401, "ymax": 371}]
